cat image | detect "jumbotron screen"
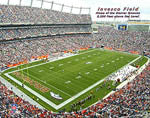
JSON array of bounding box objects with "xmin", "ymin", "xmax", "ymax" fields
[{"xmin": 118, "ymin": 24, "xmax": 127, "ymax": 31}]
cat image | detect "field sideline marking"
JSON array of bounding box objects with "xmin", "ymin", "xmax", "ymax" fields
[
  {"xmin": 4, "ymin": 54, "xmax": 141, "ymax": 110},
  {"xmin": 21, "ymin": 71, "xmax": 72, "ymax": 97},
  {"xmin": 5, "ymin": 49, "xmax": 97, "ymax": 97},
  {"xmin": 84, "ymin": 57, "xmax": 149, "ymax": 111},
  {"xmin": 54, "ymin": 55, "xmax": 141, "ymax": 109},
  {"xmin": 7, "ymin": 49, "xmax": 98, "ymax": 74}
]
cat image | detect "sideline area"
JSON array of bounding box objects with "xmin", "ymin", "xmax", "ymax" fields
[
  {"xmin": 2, "ymin": 52, "xmax": 141, "ymax": 110},
  {"xmin": 85, "ymin": 57, "xmax": 149, "ymax": 110}
]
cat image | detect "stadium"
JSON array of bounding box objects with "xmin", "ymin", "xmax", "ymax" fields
[{"xmin": 0, "ymin": 0, "xmax": 150, "ymax": 117}]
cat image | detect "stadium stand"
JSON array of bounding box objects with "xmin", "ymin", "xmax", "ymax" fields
[
  {"xmin": 0, "ymin": 34, "xmax": 94, "ymax": 67},
  {"xmin": 0, "ymin": 25, "xmax": 92, "ymax": 40},
  {"xmin": 93, "ymin": 26, "xmax": 150, "ymax": 54},
  {"xmin": 0, "ymin": 5, "xmax": 92, "ymax": 41},
  {"xmin": 77, "ymin": 65, "xmax": 150, "ymax": 117},
  {"xmin": 0, "ymin": 4, "xmax": 92, "ymax": 69},
  {"xmin": 0, "ymin": 65, "xmax": 149, "ymax": 117},
  {"xmin": 0, "ymin": 4, "xmax": 150, "ymax": 118},
  {"xmin": 0, "ymin": 5, "xmax": 91, "ymax": 24}
]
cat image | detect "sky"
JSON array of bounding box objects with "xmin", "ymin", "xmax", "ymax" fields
[{"xmin": 0, "ymin": 0, "xmax": 150, "ymax": 22}]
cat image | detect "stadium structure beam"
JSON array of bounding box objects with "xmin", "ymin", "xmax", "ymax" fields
[
  {"xmin": 7, "ymin": 0, "xmax": 10, "ymax": 5},
  {"xmin": 51, "ymin": 1, "xmax": 54, "ymax": 10},
  {"xmin": 41, "ymin": 0, "xmax": 44, "ymax": 8},
  {"xmin": 61, "ymin": 4, "xmax": 64, "ymax": 12},
  {"xmin": 19, "ymin": 0, "xmax": 22, "ymax": 6},
  {"xmin": 79, "ymin": 7, "xmax": 82, "ymax": 14},
  {"xmin": 89, "ymin": 8, "xmax": 91, "ymax": 14},
  {"xmin": 70, "ymin": 5, "xmax": 73, "ymax": 14},
  {"xmin": 30, "ymin": 0, "xmax": 33, "ymax": 7}
]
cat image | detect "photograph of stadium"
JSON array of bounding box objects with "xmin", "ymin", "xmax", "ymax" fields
[{"xmin": 0, "ymin": 0, "xmax": 150, "ymax": 117}]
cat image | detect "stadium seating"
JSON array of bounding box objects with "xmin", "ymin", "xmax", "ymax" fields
[
  {"xmin": 0, "ymin": 4, "xmax": 150, "ymax": 118},
  {"xmin": 0, "ymin": 34, "xmax": 94, "ymax": 67},
  {"xmin": 93, "ymin": 26, "xmax": 150, "ymax": 54},
  {"xmin": 0, "ymin": 65, "xmax": 149, "ymax": 117},
  {"xmin": 0, "ymin": 5, "xmax": 91, "ymax": 24},
  {"xmin": 0, "ymin": 25, "xmax": 92, "ymax": 40}
]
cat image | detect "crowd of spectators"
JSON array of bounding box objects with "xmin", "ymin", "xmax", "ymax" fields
[
  {"xmin": 0, "ymin": 64, "xmax": 149, "ymax": 117},
  {"xmin": 83, "ymin": 65, "xmax": 150, "ymax": 117},
  {"xmin": 0, "ymin": 5, "xmax": 91, "ymax": 24},
  {"xmin": 0, "ymin": 26, "xmax": 150, "ymax": 69},
  {"xmin": 0, "ymin": 25, "xmax": 91, "ymax": 40},
  {"xmin": 0, "ymin": 34, "xmax": 94, "ymax": 67},
  {"xmin": 0, "ymin": 4, "xmax": 149, "ymax": 117},
  {"xmin": 93, "ymin": 26, "xmax": 150, "ymax": 54}
]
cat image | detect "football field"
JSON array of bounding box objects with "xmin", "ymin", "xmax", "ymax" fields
[{"xmin": 4, "ymin": 49, "xmax": 139, "ymax": 110}]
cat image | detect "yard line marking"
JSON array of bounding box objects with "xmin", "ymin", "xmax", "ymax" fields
[
  {"xmin": 59, "ymin": 64, "xmax": 63, "ymax": 66},
  {"xmin": 4, "ymin": 73, "xmax": 59, "ymax": 109},
  {"xmin": 39, "ymin": 70, "xmax": 44, "ymax": 72},
  {"xmin": 8, "ymin": 49, "xmax": 98, "ymax": 74},
  {"xmin": 76, "ymin": 76, "xmax": 81, "ymax": 79},
  {"xmin": 4, "ymin": 52, "xmax": 141, "ymax": 110},
  {"xmin": 94, "ymin": 68, "xmax": 98, "ymax": 71},
  {"xmin": 65, "ymin": 81, "xmax": 71, "ymax": 84},
  {"xmin": 85, "ymin": 72, "xmax": 90, "ymax": 75},
  {"xmin": 84, "ymin": 56, "xmax": 147, "ymax": 111},
  {"xmin": 22, "ymin": 71, "xmax": 72, "ymax": 97},
  {"xmin": 50, "ymin": 67, "xmax": 54, "ymax": 69}
]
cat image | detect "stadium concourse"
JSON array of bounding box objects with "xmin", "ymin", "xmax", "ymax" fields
[{"xmin": 0, "ymin": 4, "xmax": 150, "ymax": 118}]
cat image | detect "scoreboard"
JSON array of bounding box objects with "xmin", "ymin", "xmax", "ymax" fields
[{"xmin": 117, "ymin": 24, "xmax": 128, "ymax": 31}]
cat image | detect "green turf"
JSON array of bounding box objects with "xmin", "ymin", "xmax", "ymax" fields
[
  {"xmin": 131, "ymin": 56, "xmax": 148, "ymax": 67},
  {"xmin": 8, "ymin": 49, "xmax": 137, "ymax": 103},
  {"xmin": 59, "ymin": 80, "xmax": 120, "ymax": 111},
  {"xmin": 1, "ymin": 49, "xmax": 141, "ymax": 111}
]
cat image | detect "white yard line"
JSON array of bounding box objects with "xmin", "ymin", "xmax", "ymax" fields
[
  {"xmin": 83, "ymin": 56, "xmax": 149, "ymax": 111},
  {"xmin": 21, "ymin": 71, "xmax": 72, "ymax": 97},
  {"xmin": 0, "ymin": 76, "xmax": 44, "ymax": 109},
  {"xmin": 7, "ymin": 49, "xmax": 97, "ymax": 74},
  {"xmin": 103, "ymin": 58, "xmax": 149, "ymax": 99},
  {"xmin": 4, "ymin": 73, "xmax": 59, "ymax": 109},
  {"xmin": 4, "ymin": 54, "xmax": 141, "ymax": 110}
]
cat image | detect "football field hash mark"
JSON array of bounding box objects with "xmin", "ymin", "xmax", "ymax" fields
[
  {"xmin": 76, "ymin": 76, "xmax": 81, "ymax": 79},
  {"xmin": 94, "ymin": 68, "xmax": 98, "ymax": 71},
  {"xmin": 39, "ymin": 70, "xmax": 44, "ymax": 72},
  {"xmin": 22, "ymin": 71, "xmax": 72, "ymax": 97},
  {"xmin": 50, "ymin": 67, "xmax": 54, "ymax": 69},
  {"xmin": 4, "ymin": 49, "xmax": 140, "ymax": 110},
  {"xmin": 65, "ymin": 81, "xmax": 71, "ymax": 84},
  {"xmin": 59, "ymin": 64, "xmax": 63, "ymax": 66},
  {"xmin": 85, "ymin": 72, "xmax": 90, "ymax": 75}
]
